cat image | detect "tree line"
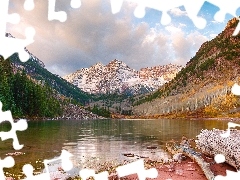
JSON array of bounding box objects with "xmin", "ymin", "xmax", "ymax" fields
[
  {"xmin": 0, "ymin": 56, "xmax": 62, "ymax": 118},
  {"xmin": 86, "ymin": 104, "xmax": 111, "ymax": 118}
]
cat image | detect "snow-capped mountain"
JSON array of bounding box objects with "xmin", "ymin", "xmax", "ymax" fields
[{"xmin": 63, "ymin": 59, "xmax": 182, "ymax": 95}]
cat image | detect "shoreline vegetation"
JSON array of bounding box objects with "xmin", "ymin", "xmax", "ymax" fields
[
  {"xmin": 112, "ymin": 113, "xmax": 240, "ymax": 120},
  {"xmin": 111, "ymin": 110, "xmax": 240, "ymax": 120}
]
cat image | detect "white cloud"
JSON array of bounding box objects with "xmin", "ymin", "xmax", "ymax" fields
[
  {"xmin": 6, "ymin": 0, "xmax": 209, "ymax": 76},
  {"xmin": 210, "ymin": 33, "xmax": 218, "ymax": 38},
  {"xmin": 165, "ymin": 25, "xmax": 182, "ymax": 33},
  {"xmin": 169, "ymin": 7, "xmax": 187, "ymax": 17},
  {"xmin": 165, "ymin": 24, "xmax": 208, "ymax": 65},
  {"xmin": 211, "ymin": 20, "xmax": 221, "ymax": 24},
  {"xmin": 179, "ymin": 23, "xmax": 187, "ymax": 27}
]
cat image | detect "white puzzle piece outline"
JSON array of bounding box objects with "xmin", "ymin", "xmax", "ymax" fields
[
  {"xmin": 116, "ymin": 159, "xmax": 158, "ymax": 180},
  {"xmin": 110, "ymin": 0, "xmax": 240, "ymax": 33},
  {"xmin": 79, "ymin": 169, "xmax": 109, "ymax": 180},
  {"xmin": 22, "ymin": 150, "xmax": 73, "ymax": 180},
  {"xmin": 48, "ymin": 0, "xmax": 82, "ymax": 22},
  {"xmin": 214, "ymin": 83, "xmax": 240, "ymax": 179},
  {"xmin": 0, "ymin": 102, "xmax": 28, "ymax": 150},
  {"xmin": 24, "ymin": 0, "xmax": 35, "ymax": 11},
  {"xmin": 0, "ymin": 0, "xmax": 35, "ymax": 62},
  {"xmin": 0, "ymin": 156, "xmax": 15, "ymax": 180},
  {"xmin": 0, "ymin": 1, "xmax": 239, "ymax": 180}
]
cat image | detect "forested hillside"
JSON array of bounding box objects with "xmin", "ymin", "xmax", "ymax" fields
[
  {"xmin": 0, "ymin": 56, "xmax": 62, "ymax": 118},
  {"xmin": 10, "ymin": 53, "xmax": 91, "ymax": 105},
  {"xmin": 133, "ymin": 17, "xmax": 240, "ymax": 117}
]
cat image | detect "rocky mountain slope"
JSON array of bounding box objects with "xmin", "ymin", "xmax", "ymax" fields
[
  {"xmin": 8, "ymin": 44, "xmax": 91, "ymax": 105},
  {"xmin": 3, "ymin": 36, "xmax": 102, "ymax": 119},
  {"xmin": 133, "ymin": 17, "xmax": 240, "ymax": 117},
  {"xmin": 64, "ymin": 59, "xmax": 182, "ymax": 95}
]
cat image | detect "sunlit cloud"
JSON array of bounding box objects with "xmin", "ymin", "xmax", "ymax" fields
[
  {"xmin": 169, "ymin": 7, "xmax": 187, "ymax": 17},
  {"xmin": 6, "ymin": 0, "xmax": 229, "ymax": 76}
]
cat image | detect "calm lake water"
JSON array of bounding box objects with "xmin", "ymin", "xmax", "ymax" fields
[{"xmin": 0, "ymin": 118, "xmax": 232, "ymax": 176}]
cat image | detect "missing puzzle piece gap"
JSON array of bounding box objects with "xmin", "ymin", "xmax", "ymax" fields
[
  {"xmin": 110, "ymin": 0, "xmax": 123, "ymax": 14},
  {"xmin": 0, "ymin": 101, "xmax": 28, "ymax": 150},
  {"xmin": 0, "ymin": 156, "xmax": 15, "ymax": 180},
  {"xmin": 232, "ymin": 17, "xmax": 240, "ymax": 36},
  {"xmin": 24, "ymin": 0, "xmax": 35, "ymax": 11},
  {"xmin": 70, "ymin": 0, "xmax": 81, "ymax": 9},
  {"xmin": 48, "ymin": 0, "xmax": 67, "ymax": 22}
]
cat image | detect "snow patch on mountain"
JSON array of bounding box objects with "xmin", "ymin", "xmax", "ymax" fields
[{"xmin": 64, "ymin": 59, "xmax": 182, "ymax": 95}]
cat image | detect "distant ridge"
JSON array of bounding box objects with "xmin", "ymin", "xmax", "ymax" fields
[
  {"xmin": 6, "ymin": 36, "xmax": 92, "ymax": 105},
  {"xmin": 133, "ymin": 17, "xmax": 240, "ymax": 117},
  {"xmin": 63, "ymin": 59, "xmax": 182, "ymax": 95}
]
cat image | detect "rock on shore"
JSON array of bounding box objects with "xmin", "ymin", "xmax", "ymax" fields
[
  {"xmin": 54, "ymin": 103, "xmax": 104, "ymax": 120},
  {"xmin": 196, "ymin": 129, "xmax": 240, "ymax": 170}
]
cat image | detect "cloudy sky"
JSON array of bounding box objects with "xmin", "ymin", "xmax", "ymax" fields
[{"xmin": 7, "ymin": 0, "xmax": 238, "ymax": 76}]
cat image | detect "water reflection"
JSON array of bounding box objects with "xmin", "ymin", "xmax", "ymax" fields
[
  {"xmin": 0, "ymin": 118, "xmax": 230, "ymax": 174},
  {"xmin": 59, "ymin": 119, "xmax": 228, "ymax": 169}
]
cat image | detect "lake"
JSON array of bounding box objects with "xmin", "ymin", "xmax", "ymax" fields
[{"xmin": 0, "ymin": 118, "xmax": 230, "ymax": 177}]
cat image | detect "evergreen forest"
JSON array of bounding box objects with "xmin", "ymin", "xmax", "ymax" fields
[{"xmin": 0, "ymin": 56, "xmax": 62, "ymax": 118}]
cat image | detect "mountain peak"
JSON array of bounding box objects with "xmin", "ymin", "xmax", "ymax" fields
[
  {"xmin": 5, "ymin": 33, "xmax": 14, "ymax": 38},
  {"xmin": 225, "ymin": 17, "xmax": 239, "ymax": 30},
  {"xmin": 133, "ymin": 17, "xmax": 240, "ymax": 117},
  {"xmin": 64, "ymin": 60, "xmax": 182, "ymax": 95},
  {"xmin": 107, "ymin": 59, "xmax": 127, "ymax": 68},
  {"xmin": 5, "ymin": 32, "xmax": 45, "ymax": 68},
  {"xmin": 91, "ymin": 62, "xmax": 104, "ymax": 68}
]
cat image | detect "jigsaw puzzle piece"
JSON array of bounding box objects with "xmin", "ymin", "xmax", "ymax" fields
[
  {"xmin": 0, "ymin": 102, "xmax": 28, "ymax": 150},
  {"xmin": 116, "ymin": 159, "xmax": 158, "ymax": 180},
  {"xmin": 6, "ymin": 13, "xmax": 20, "ymax": 25},
  {"xmin": 79, "ymin": 169, "xmax": 109, "ymax": 180},
  {"xmin": 133, "ymin": 0, "xmax": 185, "ymax": 25},
  {"xmin": 220, "ymin": 122, "xmax": 240, "ymax": 138},
  {"xmin": 0, "ymin": 27, "xmax": 35, "ymax": 62},
  {"xmin": 215, "ymin": 170, "xmax": 240, "ymax": 180},
  {"xmin": 233, "ymin": 17, "xmax": 240, "ymax": 36},
  {"xmin": 207, "ymin": 0, "xmax": 240, "ymax": 22},
  {"xmin": 110, "ymin": 0, "xmax": 185, "ymax": 25},
  {"xmin": 24, "ymin": 0, "xmax": 35, "ymax": 11},
  {"xmin": 70, "ymin": 0, "xmax": 81, "ymax": 9},
  {"xmin": 183, "ymin": 0, "xmax": 207, "ymax": 29},
  {"xmin": 22, "ymin": 150, "xmax": 73, "ymax": 180},
  {"xmin": 214, "ymin": 154, "xmax": 226, "ymax": 164},
  {"xmin": 48, "ymin": 0, "xmax": 82, "ymax": 22},
  {"xmin": 0, "ymin": 0, "xmax": 35, "ymax": 62},
  {"xmin": 0, "ymin": 119, "xmax": 28, "ymax": 150},
  {"xmin": 0, "ymin": 156, "xmax": 15, "ymax": 180},
  {"xmin": 231, "ymin": 83, "xmax": 240, "ymax": 95},
  {"xmin": 22, "ymin": 164, "xmax": 50, "ymax": 180},
  {"xmin": 60, "ymin": 150, "xmax": 74, "ymax": 171},
  {"xmin": 205, "ymin": 0, "xmax": 240, "ymax": 35},
  {"xmin": 43, "ymin": 150, "xmax": 73, "ymax": 172},
  {"xmin": 0, "ymin": 0, "xmax": 20, "ymax": 37},
  {"xmin": 110, "ymin": 0, "xmax": 124, "ymax": 14},
  {"xmin": 220, "ymin": 84, "xmax": 240, "ymax": 137},
  {"xmin": 134, "ymin": 2, "xmax": 146, "ymax": 19},
  {"xmin": 48, "ymin": 0, "xmax": 67, "ymax": 22},
  {"xmin": 153, "ymin": 0, "xmax": 185, "ymax": 25}
]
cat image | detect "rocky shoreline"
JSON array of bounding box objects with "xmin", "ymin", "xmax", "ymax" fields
[
  {"xmin": 4, "ymin": 139, "xmax": 238, "ymax": 180},
  {"xmin": 65, "ymin": 129, "xmax": 240, "ymax": 180},
  {"xmin": 4, "ymin": 152, "xmax": 236, "ymax": 180},
  {"xmin": 54, "ymin": 103, "xmax": 105, "ymax": 120},
  {"xmin": 63, "ymin": 155, "xmax": 236, "ymax": 180},
  {"xmin": 4, "ymin": 121, "xmax": 239, "ymax": 179}
]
